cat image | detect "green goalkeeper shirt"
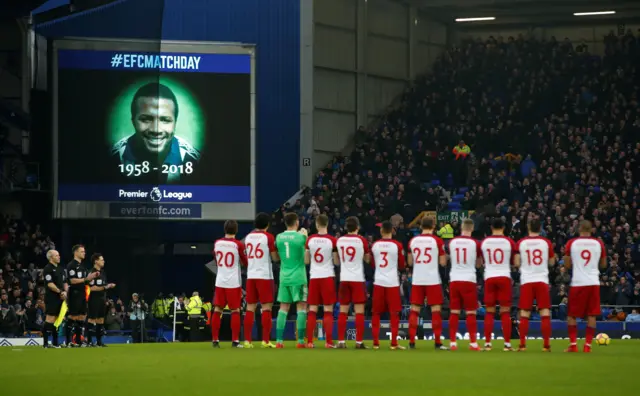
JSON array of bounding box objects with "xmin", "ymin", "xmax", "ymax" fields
[{"xmin": 275, "ymin": 230, "xmax": 307, "ymax": 286}]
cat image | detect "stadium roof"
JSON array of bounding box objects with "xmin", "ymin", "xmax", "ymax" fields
[{"xmin": 394, "ymin": 0, "xmax": 640, "ymax": 25}]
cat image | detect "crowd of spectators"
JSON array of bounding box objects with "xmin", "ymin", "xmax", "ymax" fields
[{"xmin": 269, "ymin": 30, "xmax": 640, "ymax": 316}]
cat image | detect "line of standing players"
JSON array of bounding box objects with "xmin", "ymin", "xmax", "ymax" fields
[
  {"xmin": 212, "ymin": 212, "xmax": 605, "ymax": 352},
  {"xmin": 41, "ymin": 245, "xmax": 116, "ymax": 348}
]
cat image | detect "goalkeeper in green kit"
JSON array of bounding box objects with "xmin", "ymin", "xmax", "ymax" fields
[{"xmin": 275, "ymin": 213, "xmax": 308, "ymax": 348}]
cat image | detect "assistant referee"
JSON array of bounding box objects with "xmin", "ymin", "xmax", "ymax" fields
[
  {"xmin": 42, "ymin": 250, "xmax": 65, "ymax": 348},
  {"xmin": 86, "ymin": 253, "xmax": 116, "ymax": 347}
]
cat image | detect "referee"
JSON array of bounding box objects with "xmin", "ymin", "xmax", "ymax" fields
[
  {"xmin": 86, "ymin": 253, "xmax": 115, "ymax": 347},
  {"xmin": 42, "ymin": 250, "xmax": 65, "ymax": 348},
  {"xmin": 65, "ymin": 245, "xmax": 98, "ymax": 347}
]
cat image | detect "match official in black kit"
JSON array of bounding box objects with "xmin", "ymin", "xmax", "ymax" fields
[
  {"xmin": 65, "ymin": 245, "xmax": 98, "ymax": 347},
  {"xmin": 86, "ymin": 253, "xmax": 116, "ymax": 347},
  {"xmin": 42, "ymin": 250, "xmax": 65, "ymax": 348}
]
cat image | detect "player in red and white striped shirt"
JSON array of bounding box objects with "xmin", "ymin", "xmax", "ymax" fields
[
  {"xmin": 211, "ymin": 220, "xmax": 247, "ymax": 348},
  {"xmin": 407, "ymin": 216, "xmax": 447, "ymax": 350},
  {"xmin": 336, "ymin": 217, "xmax": 370, "ymax": 349},
  {"xmin": 371, "ymin": 221, "xmax": 406, "ymax": 350},
  {"xmin": 448, "ymin": 219, "xmax": 482, "ymax": 351},
  {"xmin": 304, "ymin": 214, "xmax": 339, "ymax": 349},
  {"xmin": 480, "ymin": 218, "xmax": 516, "ymax": 351},
  {"xmin": 243, "ymin": 212, "xmax": 280, "ymax": 348},
  {"xmin": 563, "ymin": 220, "xmax": 607, "ymax": 353},
  {"xmin": 513, "ymin": 218, "xmax": 555, "ymax": 352}
]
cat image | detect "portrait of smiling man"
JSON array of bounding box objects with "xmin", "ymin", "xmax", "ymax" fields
[{"xmin": 110, "ymin": 82, "xmax": 200, "ymax": 183}]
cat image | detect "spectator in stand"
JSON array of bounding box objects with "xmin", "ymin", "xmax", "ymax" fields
[
  {"xmin": 626, "ymin": 308, "xmax": 640, "ymax": 322},
  {"xmin": 105, "ymin": 306, "xmax": 123, "ymax": 332},
  {"xmin": 615, "ymin": 277, "xmax": 633, "ymax": 307},
  {"xmin": 0, "ymin": 303, "xmax": 18, "ymax": 337}
]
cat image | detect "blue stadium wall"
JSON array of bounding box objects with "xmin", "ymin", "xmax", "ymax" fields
[{"xmin": 36, "ymin": 0, "xmax": 301, "ymax": 240}]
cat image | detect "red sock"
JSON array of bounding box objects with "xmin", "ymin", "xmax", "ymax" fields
[
  {"xmin": 338, "ymin": 312, "xmax": 347, "ymax": 342},
  {"xmin": 306, "ymin": 311, "xmax": 317, "ymax": 344},
  {"xmin": 466, "ymin": 314, "xmax": 477, "ymax": 344},
  {"xmin": 244, "ymin": 311, "xmax": 254, "ymax": 343},
  {"xmin": 231, "ymin": 312, "xmax": 241, "ymax": 342},
  {"xmin": 261, "ymin": 310, "xmax": 272, "ymax": 343},
  {"xmin": 484, "ymin": 312, "xmax": 494, "ymax": 343},
  {"xmin": 541, "ymin": 316, "xmax": 551, "ymax": 348},
  {"xmin": 211, "ymin": 312, "xmax": 222, "ymax": 341},
  {"xmin": 519, "ymin": 317, "xmax": 529, "ymax": 347},
  {"xmin": 585, "ymin": 326, "xmax": 595, "ymax": 346},
  {"xmin": 372, "ymin": 313, "xmax": 381, "ymax": 346},
  {"xmin": 432, "ymin": 311, "xmax": 442, "ymax": 344},
  {"xmin": 449, "ymin": 313, "xmax": 460, "ymax": 344},
  {"xmin": 390, "ymin": 312, "xmax": 399, "ymax": 347},
  {"xmin": 323, "ymin": 312, "xmax": 333, "ymax": 344},
  {"xmin": 568, "ymin": 324, "xmax": 577, "ymax": 345},
  {"xmin": 409, "ymin": 310, "xmax": 419, "ymax": 343},
  {"xmin": 355, "ymin": 313, "xmax": 364, "ymax": 343},
  {"xmin": 501, "ymin": 312, "xmax": 511, "ymax": 343}
]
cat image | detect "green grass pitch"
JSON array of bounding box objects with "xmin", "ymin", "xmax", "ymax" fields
[{"xmin": 1, "ymin": 340, "xmax": 637, "ymax": 396}]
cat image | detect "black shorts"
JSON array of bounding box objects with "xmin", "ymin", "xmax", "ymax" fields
[
  {"xmin": 45, "ymin": 296, "xmax": 63, "ymax": 316},
  {"xmin": 67, "ymin": 290, "xmax": 87, "ymax": 316},
  {"xmin": 87, "ymin": 297, "xmax": 106, "ymax": 319}
]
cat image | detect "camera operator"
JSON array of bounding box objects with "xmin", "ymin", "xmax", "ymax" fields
[{"xmin": 128, "ymin": 293, "xmax": 148, "ymax": 343}]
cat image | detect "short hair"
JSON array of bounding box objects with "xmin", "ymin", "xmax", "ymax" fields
[
  {"xmin": 130, "ymin": 83, "xmax": 179, "ymax": 119},
  {"xmin": 284, "ymin": 213, "xmax": 298, "ymax": 227},
  {"xmin": 579, "ymin": 220, "xmax": 593, "ymax": 233},
  {"xmin": 461, "ymin": 219, "xmax": 474, "ymax": 231},
  {"xmin": 72, "ymin": 244, "xmax": 84, "ymax": 254},
  {"xmin": 254, "ymin": 212, "xmax": 270, "ymax": 230},
  {"xmin": 46, "ymin": 250, "xmax": 56, "ymax": 261},
  {"xmin": 491, "ymin": 217, "xmax": 505, "ymax": 230},
  {"xmin": 224, "ymin": 220, "xmax": 238, "ymax": 235},
  {"xmin": 528, "ymin": 218, "xmax": 542, "ymax": 233},
  {"xmin": 90, "ymin": 253, "xmax": 103, "ymax": 265},
  {"xmin": 381, "ymin": 221, "xmax": 393, "ymax": 234},
  {"xmin": 316, "ymin": 214, "xmax": 329, "ymax": 228},
  {"xmin": 421, "ymin": 216, "xmax": 435, "ymax": 230},
  {"xmin": 345, "ymin": 216, "xmax": 360, "ymax": 233}
]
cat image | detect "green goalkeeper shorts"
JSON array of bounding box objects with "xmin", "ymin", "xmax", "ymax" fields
[{"xmin": 277, "ymin": 284, "xmax": 308, "ymax": 304}]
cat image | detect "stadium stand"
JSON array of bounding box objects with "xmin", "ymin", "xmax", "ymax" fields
[{"xmin": 270, "ymin": 31, "xmax": 640, "ymax": 314}]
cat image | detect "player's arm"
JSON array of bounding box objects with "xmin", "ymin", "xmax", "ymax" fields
[
  {"xmin": 513, "ymin": 253, "xmax": 521, "ymax": 268},
  {"xmin": 563, "ymin": 240, "xmax": 572, "ymax": 269},
  {"xmin": 331, "ymin": 237, "xmax": 339, "ymax": 265},
  {"xmin": 509, "ymin": 238, "xmax": 517, "ymax": 269},
  {"xmin": 238, "ymin": 242, "xmax": 248, "ymax": 266},
  {"xmin": 599, "ymin": 255, "xmax": 607, "ymax": 269},
  {"xmin": 269, "ymin": 234, "xmax": 280, "ymax": 262},
  {"xmin": 476, "ymin": 241, "xmax": 484, "ymax": 268},
  {"xmin": 304, "ymin": 237, "xmax": 311, "ymax": 265},
  {"xmin": 397, "ymin": 242, "xmax": 406, "ymax": 270},
  {"xmin": 598, "ymin": 239, "xmax": 607, "ymax": 269},
  {"xmin": 547, "ymin": 239, "xmax": 556, "ymax": 266},
  {"xmin": 363, "ymin": 239, "xmax": 371, "ymax": 264},
  {"xmin": 437, "ymin": 237, "xmax": 447, "ymax": 266}
]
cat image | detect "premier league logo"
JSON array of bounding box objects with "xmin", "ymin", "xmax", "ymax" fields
[{"xmin": 150, "ymin": 187, "xmax": 162, "ymax": 202}]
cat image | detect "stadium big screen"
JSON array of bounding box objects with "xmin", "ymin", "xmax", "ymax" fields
[{"xmin": 52, "ymin": 39, "xmax": 256, "ymax": 220}]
